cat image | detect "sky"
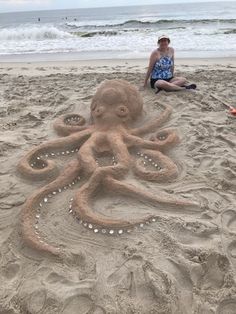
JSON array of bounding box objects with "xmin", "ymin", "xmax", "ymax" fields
[{"xmin": 0, "ymin": 0, "xmax": 235, "ymax": 13}]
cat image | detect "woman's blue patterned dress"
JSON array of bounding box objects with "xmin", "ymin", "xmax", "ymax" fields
[{"xmin": 151, "ymin": 56, "xmax": 173, "ymax": 80}]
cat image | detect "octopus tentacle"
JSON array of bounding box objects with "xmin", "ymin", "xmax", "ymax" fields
[
  {"xmin": 53, "ymin": 113, "xmax": 88, "ymax": 136},
  {"xmin": 126, "ymin": 128, "xmax": 179, "ymax": 151},
  {"xmin": 72, "ymin": 140, "xmax": 136, "ymax": 229},
  {"xmin": 72, "ymin": 131, "xmax": 199, "ymax": 233},
  {"xmin": 77, "ymin": 137, "xmax": 99, "ymax": 177},
  {"xmin": 125, "ymin": 133, "xmax": 168, "ymax": 151},
  {"xmin": 133, "ymin": 149, "xmax": 178, "ymax": 182},
  {"xmin": 21, "ymin": 159, "xmax": 81, "ymax": 256},
  {"xmin": 104, "ymin": 176, "xmax": 199, "ymax": 209},
  {"xmin": 72, "ymin": 172, "xmax": 154, "ymax": 231},
  {"xmin": 73, "ymin": 132, "xmax": 155, "ymax": 231},
  {"xmin": 131, "ymin": 104, "xmax": 172, "ymax": 136},
  {"xmin": 18, "ymin": 128, "xmax": 92, "ymax": 181},
  {"xmin": 149, "ymin": 128, "xmax": 180, "ymax": 151},
  {"xmin": 72, "ymin": 169, "xmax": 200, "ymax": 234}
]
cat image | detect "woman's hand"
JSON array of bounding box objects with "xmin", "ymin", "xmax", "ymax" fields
[{"xmin": 139, "ymin": 84, "xmax": 146, "ymax": 91}]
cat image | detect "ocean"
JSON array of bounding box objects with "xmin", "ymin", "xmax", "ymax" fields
[{"xmin": 0, "ymin": 1, "xmax": 236, "ymax": 61}]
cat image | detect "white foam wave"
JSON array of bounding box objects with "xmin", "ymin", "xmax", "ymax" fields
[
  {"xmin": 0, "ymin": 25, "xmax": 72, "ymax": 41},
  {"xmin": 0, "ymin": 24, "xmax": 235, "ymax": 57},
  {"xmin": 65, "ymin": 19, "xmax": 127, "ymax": 28}
]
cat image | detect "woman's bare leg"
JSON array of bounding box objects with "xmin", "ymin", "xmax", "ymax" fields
[
  {"xmin": 170, "ymin": 76, "xmax": 187, "ymax": 87},
  {"xmin": 155, "ymin": 80, "xmax": 185, "ymax": 91}
]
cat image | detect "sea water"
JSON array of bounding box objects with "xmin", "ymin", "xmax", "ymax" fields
[{"xmin": 0, "ymin": 1, "xmax": 235, "ymax": 60}]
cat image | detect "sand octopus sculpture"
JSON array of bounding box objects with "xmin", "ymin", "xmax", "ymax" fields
[{"xmin": 18, "ymin": 79, "xmax": 199, "ymax": 256}]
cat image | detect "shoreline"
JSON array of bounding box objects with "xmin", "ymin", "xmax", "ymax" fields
[
  {"xmin": 0, "ymin": 57, "xmax": 235, "ymax": 76},
  {"xmin": 0, "ymin": 50, "xmax": 236, "ymax": 63}
]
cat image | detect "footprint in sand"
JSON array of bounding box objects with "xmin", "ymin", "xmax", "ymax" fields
[
  {"xmin": 228, "ymin": 241, "xmax": 236, "ymax": 258},
  {"xmin": 221, "ymin": 209, "xmax": 236, "ymax": 268},
  {"xmin": 170, "ymin": 217, "xmax": 218, "ymax": 247},
  {"xmin": 62, "ymin": 296, "xmax": 105, "ymax": 314},
  {"xmin": 107, "ymin": 255, "xmax": 181, "ymax": 313},
  {"xmin": 26, "ymin": 289, "xmax": 47, "ymax": 313},
  {"xmin": 20, "ymin": 266, "xmax": 98, "ymax": 313},
  {"xmin": 194, "ymin": 252, "xmax": 230, "ymax": 290},
  {"xmin": 107, "ymin": 255, "xmax": 143, "ymax": 288},
  {"xmin": 222, "ymin": 209, "xmax": 236, "ymax": 235},
  {"xmin": 47, "ymin": 270, "xmax": 105, "ymax": 314},
  {"xmin": 143, "ymin": 261, "xmax": 178, "ymax": 300},
  {"xmin": 2, "ymin": 262, "xmax": 20, "ymax": 280},
  {"xmin": 45, "ymin": 269, "xmax": 96, "ymax": 298},
  {"xmin": 216, "ymin": 299, "xmax": 236, "ymax": 314}
]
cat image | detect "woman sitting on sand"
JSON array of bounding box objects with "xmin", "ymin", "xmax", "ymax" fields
[{"xmin": 142, "ymin": 35, "xmax": 196, "ymax": 93}]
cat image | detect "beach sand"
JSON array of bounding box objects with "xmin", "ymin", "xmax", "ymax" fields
[{"xmin": 0, "ymin": 58, "xmax": 236, "ymax": 314}]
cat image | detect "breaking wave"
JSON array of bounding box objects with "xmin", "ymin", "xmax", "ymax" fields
[
  {"xmin": 0, "ymin": 25, "xmax": 72, "ymax": 41},
  {"xmin": 65, "ymin": 18, "xmax": 236, "ymax": 29}
]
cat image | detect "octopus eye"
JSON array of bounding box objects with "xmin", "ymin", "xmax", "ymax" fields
[
  {"xmin": 116, "ymin": 105, "xmax": 129, "ymax": 117},
  {"xmin": 94, "ymin": 106, "xmax": 105, "ymax": 117}
]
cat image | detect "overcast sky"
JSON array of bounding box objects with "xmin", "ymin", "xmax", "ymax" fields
[{"xmin": 0, "ymin": 0, "xmax": 235, "ymax": 13}]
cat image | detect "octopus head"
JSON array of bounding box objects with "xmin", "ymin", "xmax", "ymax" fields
[{"xmin": 90, "ymin": 79, "xmax": 143, "ymax": 126}]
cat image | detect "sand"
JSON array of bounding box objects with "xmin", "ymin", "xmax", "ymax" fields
[{"xmin": 0, "ymin": 57, "xmax": 236, "ymax": 314}]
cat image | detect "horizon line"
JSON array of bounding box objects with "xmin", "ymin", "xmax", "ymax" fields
[{"xmin": 0, "ymin": 0, "xmax": 233, "ymax": 15}]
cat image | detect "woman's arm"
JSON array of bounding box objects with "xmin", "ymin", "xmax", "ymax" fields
[
  {"xmin": 143, "ymin": 51, "xmax": 158, "ymax": 88},
  {"xmin": 171, "ymin": 48, "xmax": 175, "ymax": 77}
]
